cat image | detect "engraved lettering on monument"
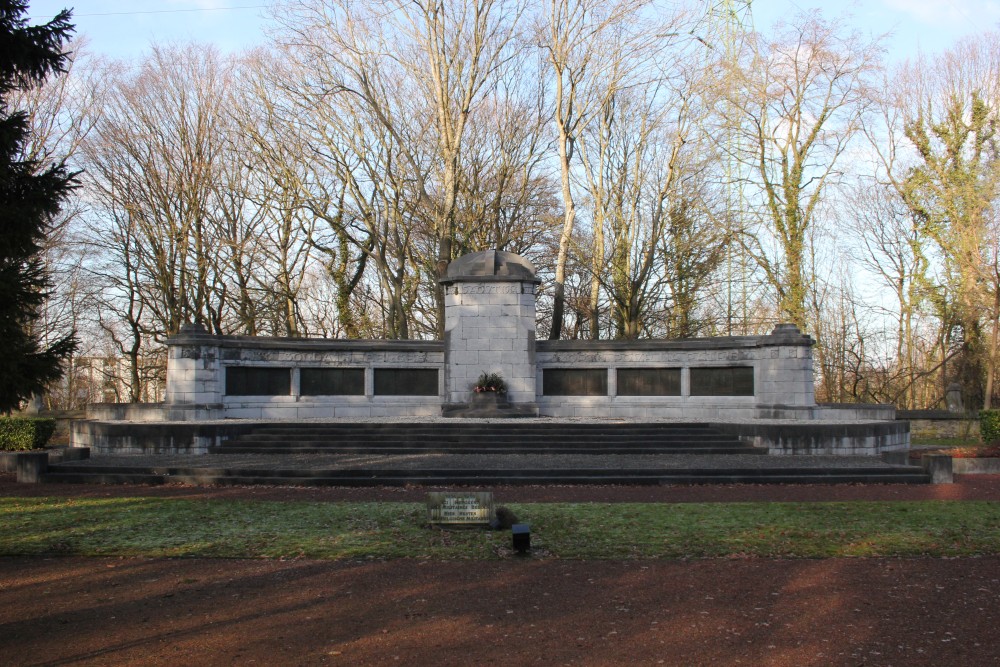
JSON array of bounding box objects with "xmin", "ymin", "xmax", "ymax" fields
[
  {"xmin": 458, "ymin": 283, "xmax": 521, "ymax": 295},
  {"xmin": 621, "ymin": 352, "xmax": 657, "ymax": 363},
  {"xmin": 181, "ymin": 346, "xmax": 202, "ymax": 360}
]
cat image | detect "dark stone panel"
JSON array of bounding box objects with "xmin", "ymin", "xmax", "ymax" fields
[
  {"xmin": 542, "ymin": 368, "xmax": 608, "ymax": 396},
  {"xmin": 617, "ymin": 368, "xmax": 681, "ymax": 396},
  {"xmin": 690, "ymin": 367, "xmax": 754, "ymax": 396},
  {"xmin": 300, "ymin": 368, "xmax": 365, "ymax": 396},
  {"xmin": 373, "ymin": 368, "xmax": 439, "ymax": 396},
  {"xmin": 225, "ymin": 367, "xmax": 291, "ymax": 396}
]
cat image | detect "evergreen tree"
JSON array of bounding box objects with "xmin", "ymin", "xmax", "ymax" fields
[{"xmin": 0, "ymin": 1, "xmax": 77, "ymax": 413}]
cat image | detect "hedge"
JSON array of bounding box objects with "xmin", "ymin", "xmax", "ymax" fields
[
  {"xmin": 981, "ymin": 410, "xmax": 1000, "ymax": 444},
  {"xmin": 0, "ymin": 417, "xmax": 56, "ymax": 451}
]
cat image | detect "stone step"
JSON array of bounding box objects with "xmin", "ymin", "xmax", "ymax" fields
[
  {"xmin": 214, "ymin": 422, "xmax": 755, "ymax": 455},
  {"xmin": 209, "ymin": 446, "xmax": 765, "ymax": 455},
  {"xmin": 246, "ymin": 422, "xmax": 718, "ymax": 436},
  {"xmin": 221, "ymin": 437, "xmax": 749, "ymax": 447},
  {"xmin": 41, "ymin": 465, "xmax": 930, "ymax": 487},
  {"xmin": 234, "ymin": 433, "xmax": 737, "ymax": 443},
  {"xmin": 247, "ymin": 423, "xmax": 718, "ymax": 434}
]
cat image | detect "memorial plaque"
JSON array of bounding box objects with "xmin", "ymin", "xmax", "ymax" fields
[
  {"xmin": 690, "ymin": 366, "xmax": 754, "ymax": 396},
  {"xmin": 373, "ymin": 368, "xmax": 439, "ymax": 396},
  {"xmin": 426, "ymin": 491, "xmax": 494, "ymax": 525},
  {"xmin": 225, "ymin": 367, "xmax": 291, "ymax": 396},
  {"xmin": 300, "ymin": 367, "xmax": 365, "ymax": 396},
  {"xmin": 617, "ymin": 368, "xmax": 681, "ymax": 396},
  {"xmin": 542, "ymin": 368, "xmax": 608, "ymax": 396}
]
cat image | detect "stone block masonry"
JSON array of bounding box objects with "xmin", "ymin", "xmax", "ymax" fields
[
  {"xmin": 162, "ymin": 327, "xmax": 444, "ymax": 420},
  {"xmin": 441, "ymin": 250, "xmax": 541, "ymax": 410}
]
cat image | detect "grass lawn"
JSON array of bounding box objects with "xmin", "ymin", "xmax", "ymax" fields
[{"xmin": 3, "ymin": 497, "xmax": 1000, "ymax": 559}]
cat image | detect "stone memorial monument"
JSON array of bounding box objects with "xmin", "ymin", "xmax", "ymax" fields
[
  {"xmin": 440, "ymin": 250, "xmax": 540, "ymax": 417},
  {"xmin": 72, "ymin": 249, "xmax": 910, "ymax": 458}
]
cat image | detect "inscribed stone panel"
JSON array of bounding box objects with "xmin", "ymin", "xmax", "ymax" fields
[
  {"xmin": 689, "ymin": 367, "xmax": 754, "ymax": 396},
  {"xmin": 458, "ymin": 283, "xmax": 522, "ymax": 295},
  {"xmin": 616, "ymin": 368, "xmax": 682, "ymax": 396},
  {"xmin": 542, "ymin": 368, "xmax": 608, "ymax": 396},
  {"xmin": 225, "ymin": 367, "xmax": 291, "ymax": 396},
  {"xmin": 373, "ymin": 368, "xmax": 439, "ymax": 396},
  {"xmin": 300, "ymin": 368, "xmax": 365, "ymax": 396}
]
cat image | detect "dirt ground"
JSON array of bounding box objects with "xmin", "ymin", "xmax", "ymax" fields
[{"xmin": 3, "ymin": 475, "xmax": 1000, "ymax": 666}]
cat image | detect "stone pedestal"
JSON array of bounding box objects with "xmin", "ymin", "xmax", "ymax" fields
[
  {"xmin": 472, "ymin": 392, "xmax": 508, "ymax": 409},
  {"xmin": 164, "ymin": 323, "xmax": 223, "ymax": 406},
  {"xmin": 923, "ymin": 454, "xmax": 954, "ymax": 484},
  {"xmin": 753, "ymin": 323, "xmax": 816, "ymax": 415},
  {"xmin": 441, "ymin": 250, "xmax": 539, "ymax": 417}
]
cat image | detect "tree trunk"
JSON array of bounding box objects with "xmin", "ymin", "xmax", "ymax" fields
[{"xmin": 550, "ymin": 124, "xmax": 575, "ymax": 340}]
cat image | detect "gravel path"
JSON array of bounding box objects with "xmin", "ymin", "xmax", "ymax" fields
[{"xmin": 4, "ymin": 549, "xmax": 1000, "ymax": 666}]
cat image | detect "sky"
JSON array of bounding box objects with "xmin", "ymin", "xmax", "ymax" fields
[{"xmin": 24, "ymin": 0, "xmax": 1000, "ymax": 64}]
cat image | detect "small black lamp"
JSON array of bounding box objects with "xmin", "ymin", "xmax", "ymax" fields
[{"xmin": 512, "ymin": 523, "xmax": 530, "ymax": 554}]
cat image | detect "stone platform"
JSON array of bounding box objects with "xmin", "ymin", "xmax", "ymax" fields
[
  {"xmin": 35, "ymin": 451, "xmax": 929, "ymax": 487},
  {"xmin": 41, "ymin": 418, "xmax": 928, "ymax": 487},
  {"xmin": 71, "ymin": 417, "xmax": 909, "ymax": 458}
]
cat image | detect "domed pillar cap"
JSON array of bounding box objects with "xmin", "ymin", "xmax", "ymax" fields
[{"xmin": 441, "ymin": 250, "xmax": 540, "ymax": 285}]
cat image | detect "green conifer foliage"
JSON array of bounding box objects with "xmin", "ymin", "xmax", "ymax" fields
[{"xmin": 0, "ymin": 1, "xmax": 77, "ymax": 413}]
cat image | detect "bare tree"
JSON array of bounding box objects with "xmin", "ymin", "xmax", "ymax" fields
[
  {"xmin": 534, "ymin": 0, "xmax": 668, "ymax": 339},
  {"xmin": 271, "ymin": 28, "xmax": 429, "ymax": 338},
  {"xmin": 452, "ymin": 65, "xmax": 560, "ymax": 263},
  {"xmin": 723, "ymin": 12, "xmax": 882, "ymax": 330},
  {"xmin": 85, "ymin": 208, "xmax": 150, "ymax": 402},
  {"xmin": 575, "ymin": 84, "xmax": 683, "ymax": 338},
  {"xmin": 274, "ymin": 0, "xmax": 523, "ymax": 337},
  {"xmin": 843, "ymin": 178, "xmax": 928, "ymax": 407},
  {"xmin": 869, "ymin": 32, "xmax": 1000, "ymax": 408},
  {"xmin": 83, "ymin": 46, "xmax": 235, "ymax": 337}
]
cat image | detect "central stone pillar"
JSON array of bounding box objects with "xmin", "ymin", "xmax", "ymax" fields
[{"xmin": 440, "ymin": 250, "xmax": 539, "ymax": 417}]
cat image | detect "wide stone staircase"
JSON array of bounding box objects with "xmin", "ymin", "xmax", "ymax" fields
[
  {"xmin": 208, "ymin": 422, "xmax": 762, "ymax": 455},
  {"xmin": 40, "ymin": 421, "xmax": 931, "ymax": 486}
]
